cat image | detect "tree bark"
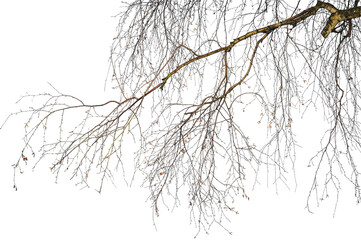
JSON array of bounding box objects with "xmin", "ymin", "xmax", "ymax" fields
[{"xmin": 318, "ymin": 1, "xmax": 361, "ymax": 38}]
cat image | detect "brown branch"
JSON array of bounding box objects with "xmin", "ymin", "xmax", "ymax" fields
[
  {"xmin": 319, "ymin": 2, "xmax": 361, "ymax": 38},
  {"xmin": 160, "ymin": 1, "xmax": 361, "ymax": 89}
]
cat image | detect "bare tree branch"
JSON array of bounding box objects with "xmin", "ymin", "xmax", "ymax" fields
[{"xmin": 2, "ymin": 0, "xmax": 361, "ymax": 234}]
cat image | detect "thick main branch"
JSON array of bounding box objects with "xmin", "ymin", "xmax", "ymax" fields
[
  {"xmin": 320, "ymin": 3, "xmax": 361, "ymax": 38},
  {"xmin": 160, "ymin": 1, "xmax": 361, "ymax": 90}
]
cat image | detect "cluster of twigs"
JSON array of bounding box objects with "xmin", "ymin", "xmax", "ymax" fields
[{"xmin": 2, "ymin": 0, "xmax": 361, "ymax": 233}]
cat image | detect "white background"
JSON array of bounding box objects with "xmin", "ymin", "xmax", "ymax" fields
[{"xmin": 1, "ymin": 1, "xmax": 360, "ymax": 239}]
